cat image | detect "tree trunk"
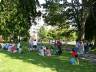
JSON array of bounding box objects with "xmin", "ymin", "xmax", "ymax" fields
[
  {"xmin": 92, "ymin": 36, "xmax": 96, "ymax": 49},
  {"xmin": 78, "ymin": 20, "xmax": 86, "ymax": 40}
]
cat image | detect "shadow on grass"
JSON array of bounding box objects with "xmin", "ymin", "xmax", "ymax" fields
[{"xmin": 0, "ymin": 44, "xmax": 96, "ymax": 72}]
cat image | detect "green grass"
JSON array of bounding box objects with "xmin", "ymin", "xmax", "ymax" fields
[
  {"xmin": 0, "ymin": 42, "xmax": 95, "ymax": 72},
  {"xmin": 0, "ymin": 49, "xmax": 96, "ymax": 72}
]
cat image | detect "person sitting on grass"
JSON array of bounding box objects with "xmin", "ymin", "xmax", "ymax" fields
[
  {"xmin": 8, "ymin": 43, "xmax": 14, "ymax": 52},
  {"xmin": 10, "ymin": 43, "xmax": 17, "ymax": 53},
  {"xmin": 46, "ymin": 48, "xmax": 51, "ymax": 56},
  {"xmin": 38, "ymin": 47, "xmax": 44, "ymax": 56},
  {"xmin": 8, "ymin": 43, "xmax": 17, "ymax": 53},
  {"xmin": 70, "ymin": 48, "xmax": 79, "ymax": 65},
  {"xmin": 3, "ymin": 43, "xmax": 10, "ymax": 50},
  {"xmin": 70, "ymin": 57, "xmax": 76, "ymax": 65}
]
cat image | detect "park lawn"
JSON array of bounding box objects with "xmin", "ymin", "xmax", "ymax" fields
[{"xmin": 0, "ymin": 50, "xmax": 96, "ymax": 72}]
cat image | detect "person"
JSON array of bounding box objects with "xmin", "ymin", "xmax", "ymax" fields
[
  {"xmin": 8, "ymin": 43, "xmax": 17, "ymax": 53},
  {"xmin": 75, "ymin": 39, "xmax": 80, "ymax": 52},
  {"xmin": 8, "ymin": 44, "xmax": 13, "ymax": 52},
  {"xmin": 71, "ymin": 48, "xmax": 79, "ymax": 64},
  {"xmin": 46, "ymin": 48, "xmax": 51, "ymax": 56},
  {"xmin": 32, "ymin": 39, "xmax": 37, "ymax": 51},
  {"xmin": 11, "ymin": 46, "xmax": 17, "ymax": 53},
  {"xmin": 71, "ymin": 48, "xmax": 78, "ymax": 57},
  {"xmin": 39, "ymin": 47, "xmax": 44, "ymax": 56},
  {"xmin": 88, "ymin": 42, "xmax": 94, "ymax": 51},
  {"xmin": 55, "ymin": 40, "xmax": 62, "ymax": 55},
  {"xmin": 79, "ymin": 41, "xmax": 84, "ymax": 55},
  {"xmin": 42, "ymin": 46, "xmax": 47, "ymax": 56},
  {"xmin": 70, "ymin": 57, "xmax": 76, "ymax": 65},
  {"xmin": 17, "ymin": 42, "xmax": 22, "ymax": 53},
  {"xmin": 4, "ymin": 43, "xmax": 10, "ymax": 50},
  {"xmin": 84, "ymin": 40, "xmax": 89, "ymax": 54}
]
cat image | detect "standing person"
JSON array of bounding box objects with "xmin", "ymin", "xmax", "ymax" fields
[
  {"xmin": 75, "ymin": 39, "xmax": 80, "ymax": 52},
  {"xmin": 56, "ymin": 40, "xmax": 62, "ymax": 55},
  {"xmin": 84, "ymin": 40, "xmax": 89, "ymax": 54},
  {"xmin": 79, "ymin": 41, "xmax": 84, "ymax": 56},
  {"xmin": 32, "ymin": 39, "xmax": 37, "ymax": 51}
]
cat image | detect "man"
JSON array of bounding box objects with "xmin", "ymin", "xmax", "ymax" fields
[{"xmin": 56, "ymin": 40, "xmax": 62, "ymax": 55}]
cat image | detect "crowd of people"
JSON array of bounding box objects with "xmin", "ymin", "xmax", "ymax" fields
[
  {"xmin": 28, "ymin": 38, "xmax": 63, "ymax": 57},
  {"xmin": 0, "ymin": 41, "xmax": 22, "ymax": 53},
  {"xmin": 28, "ymin": 38, "xmax": 94, "ymax": 65},
  {"xmin": 0, "ymin": 37, "xmax": 94, "ymax": 65}
]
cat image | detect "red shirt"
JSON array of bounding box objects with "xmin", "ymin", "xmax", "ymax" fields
[{"xmin": 71, "ymin": 51, "xmax": 77, "ymax": 57}]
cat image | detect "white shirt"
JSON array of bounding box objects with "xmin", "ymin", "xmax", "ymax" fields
[
  {"xmin": 76, "ymin": 42, "xmax": 80, "ymax": 48},
  {"xmin": 33, "ymin": 40, "xmax": 37, "ymax": 45},
  {"xmin": 17, "ymin": 43, "xmax": 20, "ymax": 48}
]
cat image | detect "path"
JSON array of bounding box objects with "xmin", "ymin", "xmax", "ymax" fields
[{"xmin": 80, "ymin": 53, "xmax": 96, "ymax": 64}]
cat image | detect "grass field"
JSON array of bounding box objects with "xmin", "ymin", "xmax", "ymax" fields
[{"xmin": 0, "ymin": 48, "xmax": 96, "ymax": 72}]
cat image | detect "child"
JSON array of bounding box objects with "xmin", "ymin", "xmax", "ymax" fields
[
  {"xmin": 46, "ymin": 48, "xmax": 51, "ymax": 56},
  {"xmin": 32, "ymin": 39, "xmax": 37, "ymax": 51},
  {"xmin": 70, "ymin": 48, "xmax": 79, "ymax": 64}
]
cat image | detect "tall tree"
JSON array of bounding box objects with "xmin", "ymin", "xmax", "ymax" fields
[
  {"xmin": 85, "ymin": 0, "xmax": 96, "ymax": 45},
  {"xmin": 0, "ymin": 0, "xmax": 40, "ymax": 42}
]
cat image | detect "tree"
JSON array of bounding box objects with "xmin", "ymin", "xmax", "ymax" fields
[
  {"xmin": 43, "ymin": 0, "xmax": 68, "ymax": 28},
  {"xmin": 85, "ymin": 0, "xmax": 96, "ymax": 46},
  {"xmin": 38, "ymin": 26, "xmax": 48, "ymax": 40},
  {"xmin": 0, "ymin": 0, "xmax": 40, "ymax": 42},
  {"xmin": 69, "ymin": 0, "xmax": 95, "ymax": 40},
  {"xmin": 43, "ymin": 0, "xmax": 96, "ymax": 41}
]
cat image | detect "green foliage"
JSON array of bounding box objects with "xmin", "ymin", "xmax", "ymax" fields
[
  {"xmin": 38, "ymin": 25, "xmax": 77, "ymax": 41},
  {"xmin": 43, "ymin": 0, "xmax": 96, "ymax": 40},
  {"xmin": 42, "ymin": 0, "xmax": 81, "ymax": 40},
  {"xmin": 0, "ymin": 0, "xmax": 40, "ymax": 42},
  {"xmin": 0, "ymin": 46, "xmax": 96, "ymax": 72},
  {"xmin": 38, "ymin": 26, "xmax": 48, "ymax": 40},
  {"xmin": 43, "ymin": 0, "xmax": 68, "ymax": 27}
]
